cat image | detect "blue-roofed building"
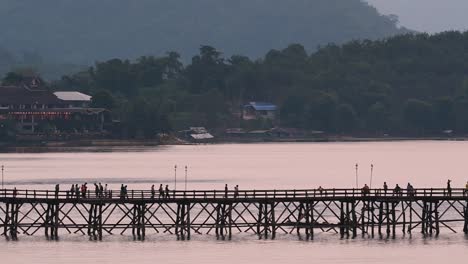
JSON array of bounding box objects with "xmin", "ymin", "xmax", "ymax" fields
[{"xmin": 242, "ymin": 102, "xmax": 277, "ymax": 121}]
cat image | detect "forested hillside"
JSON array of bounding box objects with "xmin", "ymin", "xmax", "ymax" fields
[
  {"xmin": 35, "ymin": 31, "xmax": 468, "ymax": 138},
  {"xmin": 0, "ymin": 0, "xmax": 406, "ymax": 66}
]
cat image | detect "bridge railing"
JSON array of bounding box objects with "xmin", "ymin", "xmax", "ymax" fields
[{"xmin": 0, "ymin": 187, "xmax": 467, "ymax": 200}]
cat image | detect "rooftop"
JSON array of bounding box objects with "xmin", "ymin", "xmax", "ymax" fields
[
  {"xmin": 244, "ymin": 102, "xmax": 277, "ymax": 111},
  {"xmin": 54, "ymin": 91, "xmax": 92, "ymax": 102}
]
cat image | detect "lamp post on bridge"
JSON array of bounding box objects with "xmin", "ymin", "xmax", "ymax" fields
[
  {"xmin": 1, "ymin": 165, "xmax": 4, "ymax": 189},
  {"xmin": 185, "ymin": 166, "xmax": 188, "ymax": 191},
  {"xmin": 355, "ymin": 163, "xmax": 359, "ymax": 189},
  {"xmin": 174, "ymin": 165, "xmax": 177, "ymax": 190},
  {"xmin": 370, "ymin": 164, "xmax": 374, "ymax": 189}
]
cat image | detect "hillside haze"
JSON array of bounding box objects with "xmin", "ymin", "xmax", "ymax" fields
[{"xmin": 0, "ymin": 0, "xmax": 407, "ymax": 65}]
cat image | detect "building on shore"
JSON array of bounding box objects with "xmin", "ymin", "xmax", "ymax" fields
[
  {"xmin": 0, "ymin": 77, "xmax": 109, "ymax": 135},
  {"xmin": 242, "ymin": 102, "xmax": 277, "ymax": 121},
  {"xmin": 178, "ymin": 127, "xmax": 214, "ymax": 142}
]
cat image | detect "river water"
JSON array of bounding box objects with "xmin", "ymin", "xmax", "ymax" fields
[{"xmin": 0, "ymin": 141, "xmax": 467, "ymax": 263}]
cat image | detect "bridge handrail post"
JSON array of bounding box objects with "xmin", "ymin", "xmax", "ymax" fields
[
  {"xmin": 46, "ymin": 190, "xmax": 49, "ymax": 199},
  {"xmin": 333, "ymin": 189, "xmax": 335, "ymax": 197},
  {"xmin": 204, "ymin": 191, "xmax": 206, "ymax": 199},
  {"xmin": 214, "ymin": 190, "xmax": 216, "ymax": 198},
  {"xmin": 305, "ymin": 190, "xmax": 308, "ymax": 198},
  {"xmin": 254, "ymin": 190, "xmax": 256, "ymax": 198},
  {"xmin": 293, "ymin": 189, "xmax": 296, "ymax": 198},
  {"xmin": 274, "ymin": 189, "xmax": 276, "ymax": 198},
  {"xmin": 265, "ymin": 190, "xmax": 267, "ymax": 198},
  {"xmin": 141, "ymin": 190, "xmax": 144, "ymax": 199},
  {"xmin": 345, "ymin": 189, "xmax": 347, "ymax": 197},
  {"xmin": 26, "ymin": 190, "xmax": 28, "ymax": 198},
  {"xmin": 34, "ymin": 190, "xmax": 36, "ymax": 199}
]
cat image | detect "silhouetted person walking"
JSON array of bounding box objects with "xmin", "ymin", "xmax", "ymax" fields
[
  {"xmin": 383, "ymin": 182, "xmax": 388, "ymax": 195},
  {"xmin": 55, "ymin": 184, "xmax": 60, "ymax": 199},
  {"xmin": 70, "ymin": 184, "xmax": 75, "ymax": 198},
  {"xmin": 151, "ymin": 184, "xmax": 155, "ymax": 199},
  {"xmin": 165, "ymin": 185, "xmax": 170, "ymax": 199},
  {"xmin": 447, "ymin": 179, "xmax": 452, "ymax": 196},
  {"xmin": 234, "ymin": 185, "xmax": 239, "ymax": 198},
  {"xmin": 159, "ymin": 184, "xmax": 164, "ymax": 199}
]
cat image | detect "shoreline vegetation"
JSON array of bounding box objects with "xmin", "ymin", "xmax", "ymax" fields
[
  {"xmin": 0, "ymin": 135, "xmax": 465, "ymax": 153},
  {"xmin": 3, "ymin": 32, "xmax": 468, "ymax": 143}
]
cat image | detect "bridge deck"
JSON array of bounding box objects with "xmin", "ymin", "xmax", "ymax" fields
[{"xmin": 1, "ymin": 188, "xmax": 467, "ymax": 241}]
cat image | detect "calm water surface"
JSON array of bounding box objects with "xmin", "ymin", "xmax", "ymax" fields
[{"xmin": 0, "ymin": 141, "xmax": 467, "ymax": 263}]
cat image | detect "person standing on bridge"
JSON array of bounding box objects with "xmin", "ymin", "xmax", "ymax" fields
[
  {"xmin": 159, "ymin": 184, "xmax": 164, "ymax": 199},
  {"xmin": 82, "ymin": 183, "xmax": 88, "ymax": 198},
  {"xmin": 55, "ymin": 184, "xmax": 60, "ymax": 199},
  {"xmin": 151, "ymin": 184, "xmax": 155, "ymax": 199},
  {"xmin": 70, "ymin": 184, "xmax": 75, "ymax": 198},
  {"xmin": 75, "ymin": 184, "xmax": 80, "ymax": 198},
  {"xmin": 99, "ymin": 183, "xmax": 104, "ymax": 198},
  {"xmin": 165, "ymin": 185, "xmax": 170, "ymax": 199},
  {"xmin": 465, "ymin": 181, "xmax": 468, "ymax": 196},
  {"xmin": 119, "ymin": 184, "xmax": 125, "ymax": 199},
  {"xmin": 383, "ymin": 182, "xmax": 388, "ymax": 195},
  {"xmin": 361, "ymin": 184, "xmax": 370, "ymax": 196},
  {"xmin": 447, "ymin": 179, "xmax": 452, "ymax": 196},
  {"xmin": 93, "ymin": 183, "xmax": 99, "ymax": 198},
  {"xmin": 393, "ymin": 184, "xmax": 402, "ymax": 196},
  {"xmin": 234, "ymin": 185, "xmax": 239, "ymax": 198}
]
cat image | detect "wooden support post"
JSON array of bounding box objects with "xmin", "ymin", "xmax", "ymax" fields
[
  {"xmin": 385, "ymin": 202, "xmax": 390, "ymax": 235},
  {"xmin": 4, "ymin": 203, "xmax": 9, "ymax": 238},
  {"xmin": 98, "ymin": 203, "xmax": 103, "ymax": 240},
  {"xmin": 402, "ymin": 201, "xmax": 406, "ymax": 234},
  {"xmin": 297, "ymin": 202, "xmax": 303, "ymax": 237},
  {"xmin": 339, "ymin": 201, "xmax": 345, "ymax": 238},
  {"xmin": 185, "ymin": 203, "xmax": 192, "ymax": 240},
  {"xmin": 391, "ymin": 202, "xmax": 396, "ymax": 237},
  {"xmin": 309, "ymin": 202, "xmax": 314, "ymax": 240},
  {"xmin": 87, "ymin": 204, "xmax": 93, "ymax": 237},
  {"xmin": 434, "ymin": 201, "xmax": 440, "ymax": 236},
  {"xmin": 271, "ymin": 202, "xmax": 276, "ymax": 240},
  {"xmin": 378, "ymin": 201, "xmax": 383, "ymax": 236},
  {"xmin": 45, "ymin": 203, "xmax": 51, "ymax": 237},
  {"xmin": 464, "ymin": 201, "xmax": 468, "ymax": 234},
  {"xmin": 408, "ymin": 201, "xmax": 413, "ymax": 234},
  {"xmin": 370, "ymin": 201, "xmax": 375, "ymax": 238},
  {"xmin": 263, "ymin": 203, "xmax": 268, "ymax": 239},
  {"xmin": 429, "ymin": 202, "xmax": 433, "ymax": 235},
  {"xmin": 421, "ymin": 201, "xmax": 427, "ymax": 234},
  {"xmin": 352, "ymin": 201, "xmax": 357, "ymax": 238},
  {"xmin": 360, "ymin": 201, "xmax": 365, "ymax": 237},
  {"xmin": 257, "ymin": 203, "xmax": 262, "ymax": 239}
]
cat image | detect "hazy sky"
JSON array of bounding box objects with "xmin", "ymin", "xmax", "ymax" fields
[{"xmin": 366, "ymin": 0, "xmax": 468, "ymax": 33}]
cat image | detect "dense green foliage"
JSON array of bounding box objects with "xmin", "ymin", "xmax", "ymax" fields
[
  {"xmin": 49, "ymin": 31, "xmax": 468, "ymax": 137},
  {"xmin": 0, "ymin": 0, "xmax": 406, "ymax": 66}
]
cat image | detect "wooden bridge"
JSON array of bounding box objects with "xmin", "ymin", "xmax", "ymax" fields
[{"xmin": 1, "ymin": 187, "xmax": 467, "ymax": 241}]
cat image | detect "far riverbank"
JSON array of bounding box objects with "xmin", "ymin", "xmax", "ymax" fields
[{"xmin": 1, "ymin": 135, "xmax": 467, "ymax": 153}]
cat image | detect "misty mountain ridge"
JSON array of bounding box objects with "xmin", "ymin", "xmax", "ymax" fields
[{"xmin": 0, "ymin": 0, "xmax": 408, "ymax": 68}]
